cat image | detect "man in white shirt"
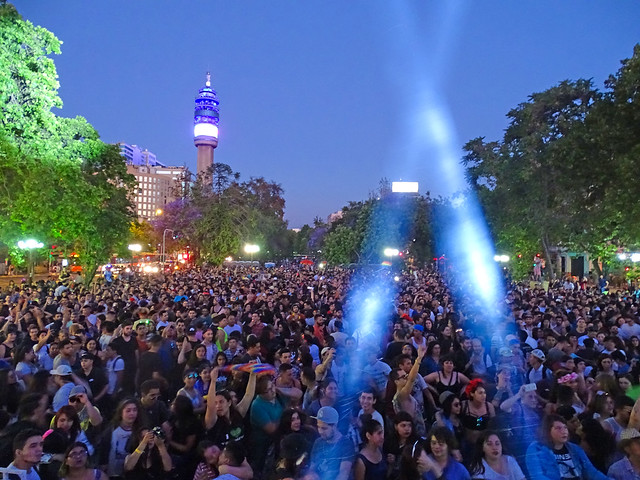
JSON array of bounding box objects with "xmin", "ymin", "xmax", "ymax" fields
[{"xmin": 7, "ymin": 429, "xmax": 43, "ymax": 480}]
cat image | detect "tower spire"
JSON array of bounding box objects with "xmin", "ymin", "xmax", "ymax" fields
[{"xmin": 206, "ymin": 72, "xmax": 211, "ymax": 87}]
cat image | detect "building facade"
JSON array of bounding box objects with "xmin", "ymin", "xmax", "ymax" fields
[{"xmin": 119, "ymin": 143, "xmax": 186, "ymax": 221}]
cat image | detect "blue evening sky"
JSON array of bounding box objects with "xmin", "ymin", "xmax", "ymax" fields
[{"xmin": 13, "ymin": 1, "xmax": 640, "ymax": 228}]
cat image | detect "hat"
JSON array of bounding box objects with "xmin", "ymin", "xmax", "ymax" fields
[
  {"xmin": 413, "ymin": 324, "xmax": 424, "ymax": 332},
  {"xmin": 321, "ymin": 347, "xmax": 331, "ymax": 357},
  {"xmin": 50, "ymin": 365, "xmax": 73, "ymax": 376},
  {"xmin": 439, "ymin": 391, "xmax": 455, "ymax": 405},
  {"xmin": 312, "ymin": 406, "xmax": 339, "ymax": 425},
  {"xmin": 498, "ymin": 347, "xmax": 513, "ymax": 357},
  {"xmin": 187, "ymin": 326, "xmax": 197, "ymax": 334},
  {"xmin": 80, "ymin": 352, "xmax": 95, "ymax": 361},
  {"xmin": 619, "ymin": 428, "xmax": 640, "ymax": 449},
  {"xmin": 280, "ymin": 433, "xmax": 309, "ymax": 460},
  {"xmin": 531, "ymin": 349, "xmax": 546, "ymax": 361},
  {"xmin": 68, "ymin": 385, "xmax": 87, "ymax": 398}
]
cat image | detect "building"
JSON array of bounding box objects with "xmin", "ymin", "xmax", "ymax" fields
[
  {"xmin": 119, "ymin": 143, "xmax": 186, "ymax": 221},
  {"xmin": 119, "ymin": 143, "xmax": 163, "ymax": 167},
  {"xmin": 193, "ymin": 72, "xmax": 220, "ymax": 179}
]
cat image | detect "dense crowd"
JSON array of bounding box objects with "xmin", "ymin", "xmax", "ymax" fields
[{"xmin": 1, "ymin": 264, "xmax": 640, "ymax": 480}]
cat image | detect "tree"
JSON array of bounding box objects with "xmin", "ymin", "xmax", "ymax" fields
[
  {"xmin": 0, "ymin": 5, "xmax": 136, "ymax": 284},
  {"xmin": 462, "ymin": 79, "xmax": 600, "ymax": 279}
]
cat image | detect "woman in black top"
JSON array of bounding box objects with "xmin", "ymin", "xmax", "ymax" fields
[{"xmin": 204, "ymin": 367, "xmax": 256, "ymax": 447}]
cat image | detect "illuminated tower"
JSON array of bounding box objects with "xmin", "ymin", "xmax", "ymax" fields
[{"xmin": 193, "ymin": 72, "xmax": 219, "ymax": 179}]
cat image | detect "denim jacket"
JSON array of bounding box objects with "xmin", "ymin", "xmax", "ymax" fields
[{"xmin": 525, "ymin": 441, "xmax": 611, "ymax": 480}]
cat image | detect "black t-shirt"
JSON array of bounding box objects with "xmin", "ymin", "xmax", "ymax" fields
[
  {"xmin": 553, "ymin": 445, "xmax": 580, "ymax": 480},
  {"xmin": 206, "ymin": 409, "xmax": 245, "ymax": 447},
  {"xmin": 137, "ymin": 351, "xmax": 162, "ymax": 387},
  {"xmin": 140, "ymin": 400, "xmax": 170, "ymax": 430},
  {"xmin": 77, "ymin": 366, "xmax": 108, "ymax": 399},
  {"xmin": 111, "ymin": 336, "xmax": 139, "ymax": 370}
]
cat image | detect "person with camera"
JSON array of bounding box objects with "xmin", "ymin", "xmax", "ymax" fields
[{"xmin": 123, "ymin": 427, "xmax": 172, "ymax": 480}]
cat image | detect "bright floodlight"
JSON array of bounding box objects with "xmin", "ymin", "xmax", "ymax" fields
[
  {"xmin": 494, "ymin": 254, "xmax": 510, "ymax": 263},
  {"xmin": 384, "ymin": 248, "xmax": 400, "ymax": 257},
  {"xmin": 18, "ymin": 239, "xmax": 44, "ymax": 249},
  {"xmin": 128, "ymin": 244, "xmax": 142, "ymax": 252},
  {"xmin": 392, "ymin": 181, "xmax": 419, "ymax": 193},
  {"xmin": 244, "ymin": 244, "xmax": 260, "ymax": 254},
  {"xmin": 194, "ymin": 123, "xmax": 219, "ymax": 139},
  {"xmin": 631, "ymin": 253, "xmax": 640, "ymax": 263},
  {"xmin": 394, "ymin": 276, "xmax": 400, "ymax": 282}
]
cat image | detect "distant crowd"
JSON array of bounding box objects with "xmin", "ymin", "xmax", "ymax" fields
[{"xmin": 1, "ymin": 264, "xmax": 640, "ymax": 480}]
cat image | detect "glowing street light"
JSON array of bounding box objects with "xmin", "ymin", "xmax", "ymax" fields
[
  {"xmin": 18, "ymin": 239, "xmax": 44, "ymax": 284},
  {"xmin": 128, "ymin": 244, "xmax": 142, "ymax": 252},
  {"xmin": 155, "ymin": 209, "xmax": 163, "ymax": 216},
  {"xmin": 244, "ymin": 244, "xmax": 260, "ymax": 261},
  {"xmin": 493, "ymin": 255, "xmax": 510, "ymax": 263},
  {"xmin": 384, "ymin": 248, "xmax": 400, "ymax": 257}
]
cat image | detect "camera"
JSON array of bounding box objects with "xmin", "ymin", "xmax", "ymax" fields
[{"xmin": 151, "ymin": 426, "xmax": 165, "ymax": 440}]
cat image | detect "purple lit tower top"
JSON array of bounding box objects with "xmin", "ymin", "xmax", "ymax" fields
[{"xmin": 193, "ymin": 72, "xmax": 219, "ymax": 179}]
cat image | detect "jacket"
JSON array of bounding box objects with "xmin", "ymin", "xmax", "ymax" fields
[{"xmin": 525, "ymin": 441, "xmax": 611, "ymax": 480}]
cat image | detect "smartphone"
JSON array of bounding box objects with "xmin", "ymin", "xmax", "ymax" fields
[{"xmin": 524, "ymin": 383, "xmax": 537, "ymax": 392}]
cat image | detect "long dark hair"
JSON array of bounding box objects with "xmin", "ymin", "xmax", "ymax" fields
[
  {"xmin": 468, "ymin": 431, "xmax": 505, "ymax": 476},
  {"xmin": 53, "ymin": 405, "xmax": 82, "ymax": 441},
  {"xmin": 399, "ymin": 437, "xmax": 427, "ymax": 480},
  {"xmin": 111, "ymin": 398, "xmax": 143, "ymax": 432}
]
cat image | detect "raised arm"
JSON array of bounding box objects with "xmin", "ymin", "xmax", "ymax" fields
[
  {"xmin": 236, "ymin": 371, "xmax": 257, "ymax": 417},
  {"xmin": 204, "ymin": 367, "xmax": 220, "ymax": 430},
  {"xmin": 399, "ymin": 345, "xmax": 426, "ymax": 399}
]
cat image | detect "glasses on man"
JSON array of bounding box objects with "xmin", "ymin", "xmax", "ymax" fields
[
  {"xmin": 186, "ymin": 373, "xmax": 199, "ymax": 379},
  {"xmin": 69, "ymin": 396, "xmax": 81, "ymax": 403}
]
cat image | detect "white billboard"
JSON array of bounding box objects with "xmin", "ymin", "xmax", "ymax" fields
[{"xmin": 392, "ymin": 181, "xmax": 419, "ymax": 193}]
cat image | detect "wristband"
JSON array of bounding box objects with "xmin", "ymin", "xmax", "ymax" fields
[{"xmin": 134, "ymin": 448, "xmax": 144, "ymax": 454}]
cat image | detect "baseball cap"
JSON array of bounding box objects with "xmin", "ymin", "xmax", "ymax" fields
[
  {"xmin": 531, "ymin": 349, "xmax": 546, "ymax": 361},
  {"xmin": 68, "ymin": 385, "xmax": 87, "ymax": 398},
  {"xmin": 498, "ymin": 347, "xmax": 514, "ymax": 357},
  {"xmin": 80, "ymin": 352, "xmax": 95, "ymax": 361},
  {"xmin": 619, "ymin": 428, "xmax": 640, "ymax": 449},
  {"xmin": 187, "ymin": 326, "xmax": 197, "ymax": 334},
  {"xmin": 321, "ymin": 347, "xmax": 332, "ymax": 357},
  {"xmin": 312, "ymin": 406, "xmax": 339, "ymax": 425},
  {"xmin": 50, "ymin": 365, "xmax": 73, "ymax": 376}
]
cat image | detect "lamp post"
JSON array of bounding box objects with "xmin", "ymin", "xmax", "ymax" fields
[
  {"xmin": 384, "ymin": 247, "xmax": 400, "ymax": 258},
  {"xmin": 244, "ymin": 244, "xmax": 260, "ymax": 261},
  {"xmin": 162, "ymin": 229, "xmax": 174, "ymax": 268},
  {"xmin": 18, "ymin": 239, "xmax": 44, "ymax": 284}
]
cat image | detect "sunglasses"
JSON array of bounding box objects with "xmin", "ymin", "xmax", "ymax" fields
[
  {"xmin": 68, "ymin": 450, "xmax": 87, "ymax": 459},
  {"xmin": 186, "ymin": 373, "xmax": 199, "ymax": 379},
  {"xmin": 69, "ymin": 396, "xmax": 81, "ymax": 403}
]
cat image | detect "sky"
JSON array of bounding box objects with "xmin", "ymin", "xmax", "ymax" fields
[{"xmin": 13, "ymin": 1, "xmax": 640, "ymax": 228}]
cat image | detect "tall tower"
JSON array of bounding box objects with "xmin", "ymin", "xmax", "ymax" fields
[{"xmin": 193, "ymin": 72, "xmax": 219, "ymax": 179}]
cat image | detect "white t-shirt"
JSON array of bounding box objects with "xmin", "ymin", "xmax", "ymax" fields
[
  {"xmin": 107, "ymin": 426, "xmax": 133, "ymax": 477},
  {"xmin": 473, "ymin": 455, "xmax": 525, "ymax": 480},
  {"xmin": 7, "ymin": 462, "xmax": 40, "ymax": 480},
  {"xmin": 106, "ymin": 356, "xmax": 125, "ymax": 395}
]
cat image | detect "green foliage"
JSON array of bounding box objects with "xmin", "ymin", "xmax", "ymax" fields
[
  {"xmin": 155, "ymin": 168, "xmax": 290, "ymax": 264},
  {"xmin": 0, "ymin": 6, "xmax": 136, "ymax": 284},
  {"xmin": 462, "ymin": 47, "xmax": 640, "ymax": 280},
  {"xmin": 321, "ymin": 189, "xmax": 433, "ymax": 266}
]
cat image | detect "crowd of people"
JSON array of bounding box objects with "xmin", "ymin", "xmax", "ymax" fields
[{"xmin": 1, "ymin": 263, "xmax": 640, "ymax": 480}]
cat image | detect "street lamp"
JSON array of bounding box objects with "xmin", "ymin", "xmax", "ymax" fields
[
  {"xmin": 162, "ymin": 229, "xmax": 174, "ymax": 267},
  {"xmin": 493, "ymin": 255, "xmax": 510, "ymax": 263},
  {"xmin": 18, "ymin": 239, "xmax": 44, "ymax": 284},
  {"xmin": 244, "ymin": 244, "xmax": 260, "ymax": 261},
  {"xmin": 384, "ymin": 248, "xmax": 400, "ymax": 258}
]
